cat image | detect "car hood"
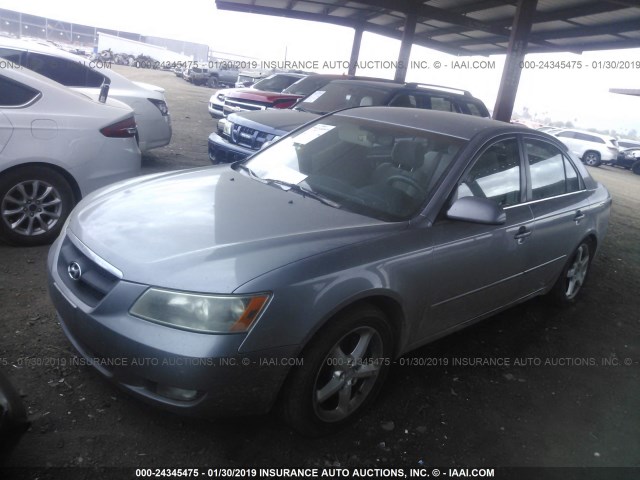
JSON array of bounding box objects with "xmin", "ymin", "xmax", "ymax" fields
[
  {"xmin": 227, "ymin": 90, "xmax": 303, "ymax": 103},
  {"xmin": 67, "ymin": 167, "xmax": 392, "ymax": 293},
  {"xmin": 229, "ymin": 110, "xmax": 320, "ymax": 137}
]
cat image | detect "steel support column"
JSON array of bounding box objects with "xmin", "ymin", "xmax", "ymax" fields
[
  {"xmin": 348, "ymin": 24, "xmax": 364, "ymax": 75},
  {"xmin": 492, "ymin": 0, "xmax": 538, "ymax": 122},
  {"xmin": 394, "ymin": 12, "xmax": 417, "ymax": 83}
]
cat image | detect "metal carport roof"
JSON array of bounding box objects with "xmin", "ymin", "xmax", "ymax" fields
[
  {"xmin": 214, "ymin": 1, "xmax": 640, "ymax": 121},
  {"xmin": 214, "ymin": 0, "xmax": 640, "ymax": 56}
]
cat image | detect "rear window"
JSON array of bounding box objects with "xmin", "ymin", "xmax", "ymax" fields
[
  {"xmin": 298, "ymin": 83, "xmax": 391, "ymax": 115},
  {"xmin": 283, "ymin": 76, "xmax": 336, "ymax": 96},
  {"xmin": 252, "ymin": 74, "xmax": 303, "ymax": 92},
  {"xmin": 25, "ymin": 52, "xmax": 106, "ymax": 88}
]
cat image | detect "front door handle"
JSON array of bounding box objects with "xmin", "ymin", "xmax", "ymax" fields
[{"xmin": 514, "ymin": 226, "xmax": 532, "ymax": 243}]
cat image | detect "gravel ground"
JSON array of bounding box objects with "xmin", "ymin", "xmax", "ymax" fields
[{"xmin": 1, "ymin": 66, "xmax": 638, "ymax": 478}]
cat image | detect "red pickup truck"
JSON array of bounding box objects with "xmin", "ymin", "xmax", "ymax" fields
[{"xmin": 222, "ymin": 73, "xmax": 308, "ymax": 116}]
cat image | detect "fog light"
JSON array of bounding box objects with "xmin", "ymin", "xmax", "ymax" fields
[{"xmin": 156, "ymin": 384, "xmax": 199, "ymax": 401}]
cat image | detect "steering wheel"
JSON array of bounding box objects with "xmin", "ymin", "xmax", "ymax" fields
[{"xmin": 386, "ymin": 175, "xmax": 427, "ymax": 196}]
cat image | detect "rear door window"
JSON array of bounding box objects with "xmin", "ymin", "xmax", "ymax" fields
[{"xmin": 524, "ymin": 139, "xmax": 583, "ymax": 200}]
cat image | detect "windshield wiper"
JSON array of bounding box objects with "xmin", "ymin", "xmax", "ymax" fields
[
  {"xmin": 263, "ymin": 178, "xmax": 341, "ymax": 208},
  {"xmin": 234, "ymin": 163, "xmax": 264, "ymax": 181},
  {"xmin": 294, "ymin": 106, "xmax": 318, "ymax": 114}
]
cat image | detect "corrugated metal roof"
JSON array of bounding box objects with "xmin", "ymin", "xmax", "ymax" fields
[{"xmin": 215, "ymin": 0, "xmax": 640, "ymax": 55}]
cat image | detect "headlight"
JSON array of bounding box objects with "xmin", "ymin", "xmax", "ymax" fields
[
  {"xmin": 261, "ymin": 135, "xmax": 281, "ymax": 149},
  {"xmin": 130, "ymin": 288, "xmax": 270, "ymax": 333},
  {"xmin": 218, "ymin": 118, "xmax": 232, "ymax": 136}
]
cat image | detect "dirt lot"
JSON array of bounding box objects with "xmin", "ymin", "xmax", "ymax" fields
[{"xmin": 1, "ymin": 66, "xmax": 638, "ymax": 477}]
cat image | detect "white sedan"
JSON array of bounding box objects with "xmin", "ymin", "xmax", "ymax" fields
[
  {"xmin": 0, "ymin": 38, "xmax": 172, "ymax": 153},
  {"xmin": 0, "ymin": 65, "xmax": 141, "ymax": 246}
]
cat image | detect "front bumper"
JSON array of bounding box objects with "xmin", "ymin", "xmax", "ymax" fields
[
  {"xmin": 136, "ymin": 112, "xmax": 172, "ymax": 152},
  {"xmin": 207, "ymin": 132, "xmax": 254, "ymax": 164},
  {"xmin": 208, "ymin": 101, "xmax": 224, "ymax": 118},
  {"xmin": 47, "ymin": 234, "xmax": 295, "ymax": 417}
]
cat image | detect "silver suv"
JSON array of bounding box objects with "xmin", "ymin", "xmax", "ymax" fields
[{"xmin": 554, "ymin": 129, "xmax": 619, "ymax": 166}]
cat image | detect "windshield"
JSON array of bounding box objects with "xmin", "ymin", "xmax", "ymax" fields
[
  {"xmin": 252, "ymin": 74, "xmax": 304, "ymax": 92},
  {"xmin": 242, "ymin": 115, "xmax": 465, "ymax": 221},
  {"xmin": 283, "ymin": 75, "xmax": 338, "ymax": 96},
  {"xmin": 296, "ymin": 83, "xmax": 391, "ymax": 114}
]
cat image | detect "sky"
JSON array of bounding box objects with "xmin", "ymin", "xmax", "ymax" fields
[{"xmin": 2, "ymin": 0, "xmax": 639, "ymax": 135}]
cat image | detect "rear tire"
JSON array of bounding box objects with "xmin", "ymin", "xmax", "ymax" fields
[
  {"xmin": 632, "ymin": 160, "xmax": 640, "ymax": 175},
  {"xmin": 0, "ymin": 166, "xmax": 74, "ymax": 246},
  {"xmin": 549, "ymin": 240, "xmax": 593, "ymax": 306},
  {"xmin": 279, "ymin": 304, "xmax": 394, "ymax": 437},
  {"xmin": 582, "ymin": 151, "xmax": 601, "ymax": 167}
]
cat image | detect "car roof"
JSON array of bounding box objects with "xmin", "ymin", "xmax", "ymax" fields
[
  {"xmin": 326, "ymin": 79, "xmax": 480, "ymax": 99},
  {"xmin": 0, "ymin": 36, "xmax": 85, "ymax": 62},
  {"xmin": 336, "ymin": 107, "xmax": 540, "ymax": 141}
]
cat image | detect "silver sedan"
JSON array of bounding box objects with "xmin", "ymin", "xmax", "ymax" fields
[{"xmin": 47, "ymin": 107, "xmax": 611, "ymax": 436}]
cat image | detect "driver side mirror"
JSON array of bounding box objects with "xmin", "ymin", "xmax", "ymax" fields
[{"xmin": 447, "ymin": 196, "xmax": 506, "ymax": 225}]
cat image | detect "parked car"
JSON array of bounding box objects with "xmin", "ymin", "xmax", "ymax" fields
[
  {"xmin": 0, "ymin": 66, "xmax": 141, "ymax": 246},
  {"xmin": 207, "ymin": 64, "xmax": 240, "ymax": 88},
  {"xmin": 208, "ymin": 73, "xmax": 309, "ymax": 119},
  {"xmin": 617, "ymin": 139, "xmax": 640, "ymax": 149},
  {"xmin": 222, "ymin": 72, "xmax": 307, "ymax": 116},
  {"xmin": 235, "ymin": 72, "xmax": 267, "ymax": 88},
  {"xmin": 0, "ymin": 370, "xmax": 29, "ymax": 463},
  {"xmin": 209, "ymin": 80, "xmax": 491, "ymax": 163},
  {"xmin": 553, "ymin": 128, "xmax": 619, "ymax": 167},
  {"xmin": 47, "ymin": 107, "xmax": 610, "ymax": 436},
  {"xmin": 223, "ymin": 73, "xmax": 396, "ymax": 117},
  {"xmin": 183, "ymin": 65, "xmax": 209, "ymax": 85},
  {"xmin": 611, "ymin": 148, "xmax": 640, "ymax": 174},
  {"xmin": 0, "ymin": 37, "xmax": 172, "ymax": 152}
]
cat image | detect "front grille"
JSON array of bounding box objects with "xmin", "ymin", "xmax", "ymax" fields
[
  {"xmin": 56, "ymin": 236, "xmax": 119, "ymax": 307},
  {"xmin": 208, "ymin": 139, "xmax": 250, "ymax": 164},
  {"xmin": 223, "ymin": 98, "xmax": 269, "ymax": 115},
  {"xmin": 229, "ymin": 124, "xmax": 276, "ymax": 150}
]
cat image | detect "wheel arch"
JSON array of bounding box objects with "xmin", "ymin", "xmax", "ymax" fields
[
  {"xmin": 297, "ymin": 291, "xmax": 407, "ymax": 361},
  {"xmin": 0, "ymin": 162, "xmax": 81, "ymax": 204}
]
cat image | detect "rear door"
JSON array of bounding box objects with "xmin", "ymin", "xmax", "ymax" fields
[{"xmin": 520, "ymin": 137, "xmax": 590, "ymax": 292}]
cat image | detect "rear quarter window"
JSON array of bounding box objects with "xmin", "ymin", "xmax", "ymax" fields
[
  {"xmin": 463, "ymin": 101, "xmax": 488, "ymax": 117},
  {"xmin": 0, "ymin": 48, "xmax": 23, "ymax": 65},
  {"xmin": 0, "ymin": 76, "xmax": 40, "ymax": 107}
]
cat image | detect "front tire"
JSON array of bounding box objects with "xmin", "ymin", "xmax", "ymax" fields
[
  {"xmin": 632, "ymin": 160, "xmax": 640, "ymax": 175},
  {"xmin": 0, "ymin": 166, "xmax": 74, "ymax": 246},
  {"xmin": 549, "ymin": 240, "xmax": 592, "ymax": 306},
  {"xmin": 582, "ymin": 151, "xmax": 601, "ymax": 167},
  {"xmin": 280, "ymin": 304, "xmax": 394, "ymax": 436}
]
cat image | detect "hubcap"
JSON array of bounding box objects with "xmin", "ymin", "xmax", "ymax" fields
[
  {"xmin": 313, "ymin": 326, "xmax": 384, "ymax": 423},
  {"xmin": 565, "ymin": 244, "xmax": 589, "ymax": 299},
  {"xmin": 584, "ymin": 153, "xmax": 598, "ymax": 165},
  {"xmin": 1, "ymin": 180, "xmax": 63, "ymax": 237}
]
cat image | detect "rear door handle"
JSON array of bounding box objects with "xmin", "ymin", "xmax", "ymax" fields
[
  {"xmin": 574, "ymin": 210, "xmax": 585, "ymax": 222},
  {"xmin": 514, "ymin": 226, "xmax": 532, "ymax": 242}
]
